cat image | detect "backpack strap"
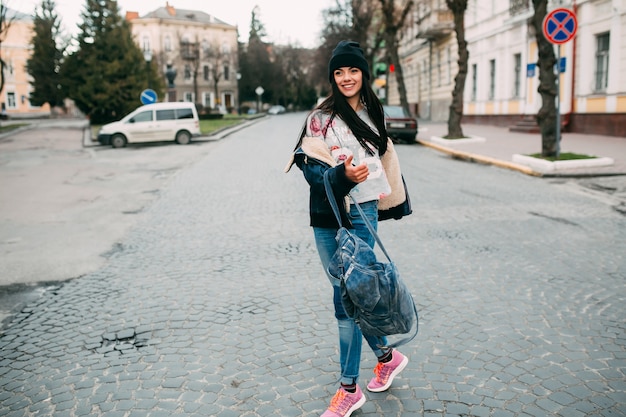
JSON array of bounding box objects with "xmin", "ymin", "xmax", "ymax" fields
[
  {"xmin": 323, "ymin": 170, "xmax": 392, "ymax": 264},
  {"xmin": 323, "ymin": 169, "xmax": 344, "ymax": 228},
  {"xmin": 349, "ymin": 194, "xmax": 393, "ymax": 264}
]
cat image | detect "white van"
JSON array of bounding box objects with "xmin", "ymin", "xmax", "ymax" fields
[{"xmin": 97, "ymin": 102, "xmax": 201, "ymax": 148}]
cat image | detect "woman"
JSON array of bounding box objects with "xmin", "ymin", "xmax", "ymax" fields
[{"xmin": 285, "ymin": 41, "xmax": 412, "ymax": 417}]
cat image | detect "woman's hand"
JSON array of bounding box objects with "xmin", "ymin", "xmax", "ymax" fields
[{"xmin": 344, "ymin": 155, "xmax": 369, "ymax": 183}]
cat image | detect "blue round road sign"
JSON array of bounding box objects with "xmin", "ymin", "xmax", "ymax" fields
[
  {"xmin": 543, "ymin": 8, "xmax": 577, "ymax": 44},
  {"xmin": 140, "ymin": 89, "xmax": 158, "ymax": 105}
]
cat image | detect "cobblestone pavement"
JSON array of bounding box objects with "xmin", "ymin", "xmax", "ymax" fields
[{"xmin": 0, "ymin": 113, "xmax": 625, "ymax": 416}]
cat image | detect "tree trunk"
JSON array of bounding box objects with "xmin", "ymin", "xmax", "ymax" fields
[
  {"xmin": 532, "ymin": 0, "xmax": 558, "ymax": 157},
  {"xmin": 378, "ymin": 0, "xmax": 413, "ymax": 117},
  {"xmin": 447, "ymin": 1, "xmax": 468, "ymax": 139},
  {"xmin": 214, "ymin": 79, "xmax": 219, "ymax": 110},
  {"xmin": 386, "ymin": 35, "xmax": 410, "ymax": 115},
  {"xmin": 0, "ymin": 2, "xmax": 11, "ymax": 96}
]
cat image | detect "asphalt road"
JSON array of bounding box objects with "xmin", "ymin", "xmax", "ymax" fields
[{"xmin": 0, "ymin": 120, "xmax": 224, "ymax": 325}]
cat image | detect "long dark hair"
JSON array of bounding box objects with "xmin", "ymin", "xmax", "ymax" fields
[{"xmin": 294, "ymin": 76, "xmax": 388, "ymax": 156}]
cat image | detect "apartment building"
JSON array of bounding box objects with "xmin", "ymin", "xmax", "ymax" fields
[
  {"xmin": 388, "ymin": 0, "xmax": 457, "ymax": 121},
  {"xmin": 566, "ymin": 0, "xmax": 625, "ymax": 135},
  {"xmin": 0, "ymin": 9, "xmax": 51, "ymax": 118},
  {"xmin": 127, "ymin": 2, "xmax": 239, "ymax": 112},
  {"xmin": 389, "ymin": 0, "xmax": 626, "ymax": 137}
]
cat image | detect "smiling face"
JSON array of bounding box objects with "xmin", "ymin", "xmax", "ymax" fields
[{"xmin": 333, "ymin": 67, "xmax": 363, "ymax": 104}]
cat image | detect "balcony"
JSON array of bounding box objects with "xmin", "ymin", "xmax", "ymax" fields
[
  {"xmin": 416, "ymin": 9, "xmax": 454, "ymax": 40},
  {"xmin": 509, "ymin": 0, "xmax": 531, "ymax": 16},
  {"xmin": 180, "ymin": 42, "xmax": 199, "ymax": 60}
]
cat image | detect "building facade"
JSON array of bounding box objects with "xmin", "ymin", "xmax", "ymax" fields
[
  {"xmin": 388, "ymin": 0, "xmax": 626, "ymax": 137},
  {"xmin": 388, "ymin": 0, "xmax": 457, "ymax": 121},
  {"xmin": 127, "ymin": 2, "xmax": 239, "ymax": 113},
  {"xmin": 0, "ymin": 9, "xmax": 51, "ymax": 119}
]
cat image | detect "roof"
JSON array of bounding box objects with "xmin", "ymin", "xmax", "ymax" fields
[
  {"xmin": 141, "ymin": 5, "xmax": 234, "ymax": 27},
  {"xmin": 4, "ymin": 7, "xmax": 33, "ymax": 22}
]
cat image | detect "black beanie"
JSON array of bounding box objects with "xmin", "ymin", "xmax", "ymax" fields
[{"xmin": 328, "ymin": 40, "xmax": 370, "ymax": 83}]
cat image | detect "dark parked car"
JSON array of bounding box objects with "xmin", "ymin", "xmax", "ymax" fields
[{"xmin": 383, "ymin": 105, "xmax": 418, "ymax": 144}]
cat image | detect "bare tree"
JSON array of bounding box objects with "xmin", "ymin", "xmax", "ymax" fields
[
  {"xmin": 0, "ymin": 1, "xmax": 14, "ymax": 97},
  {"xmin": 350, "ymin": 0, "xmax": 385, "ymax": 68},
  {"xmin": 204, "ymin": 41, "xmax": 233, "ymax": 112},
  {"xmin": 179, "ymin": 35, "xmax": 200, "ymax": 104},
  {"xmin": 531, "ymin": 0, "xmax": 558, "ymax": 157},
  {"xmin": 445, "ymin": 0, "xmax": 468, "ymax": 138},
  {"xmin": 379, "ymin": 0, "xmax": 414, "ymax": 116}
]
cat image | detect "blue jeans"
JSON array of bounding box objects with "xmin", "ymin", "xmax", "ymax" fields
[{"xmin": 313, "ymin": 200, "xmax": 388, "ymax": 385}]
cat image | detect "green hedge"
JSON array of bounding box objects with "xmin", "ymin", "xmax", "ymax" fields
[{"xmin": 199, "ymin": 113, "xmax": 225, "ymax": 120}]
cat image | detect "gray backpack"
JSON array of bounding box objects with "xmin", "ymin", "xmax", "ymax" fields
[{"xmin": 324, "ymin": 171, "xmax": 419, "ymax": 348}]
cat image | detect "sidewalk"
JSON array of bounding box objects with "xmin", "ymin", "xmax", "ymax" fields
[{"xmin": 416, "ymin": 121, "xmax": 626, "ymax": 177}]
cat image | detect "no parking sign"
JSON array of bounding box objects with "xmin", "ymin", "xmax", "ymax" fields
[
  {"xmin": 543, "ymin": 8, "xmax": 577, "ymax": 44},
  {"xmin": 542, "ymin": 8, "xmax": 577, "ymax": 157}
]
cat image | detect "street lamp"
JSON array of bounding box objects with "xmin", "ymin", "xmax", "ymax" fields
[
  {"xmin": 143, "ymin": 50, "xmax": 153, "ymax": 89},
  {"xmin": 236, "ymin": 72, "xmax": 241, "ymax": 114}
]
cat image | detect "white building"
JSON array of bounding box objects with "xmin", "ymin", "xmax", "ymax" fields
[
  {"xmin": 126, "ymin": 2, "xmax": 239, "ymax": 112},
  {"xmin": 388, "ymin": 1, "xmax": 456, "ymax": 122},
  {"xmin": 389, "ymin": 0, "xmax": 626, "ymax": 137}
]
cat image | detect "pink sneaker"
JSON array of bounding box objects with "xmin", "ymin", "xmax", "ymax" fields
[
  {"xmin": 321, "ymin": 385, "xmax": 366, "ymax": 417},
  {"xmin": 366, "ymin": 350, "xmax": 409, "ymax": 392}
]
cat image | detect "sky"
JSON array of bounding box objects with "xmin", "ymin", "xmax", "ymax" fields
[{"xmin": 13, "ymin": 0, "xmax": 332, "ymax": 48}]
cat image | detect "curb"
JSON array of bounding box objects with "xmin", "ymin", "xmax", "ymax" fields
[
  {"xmin": 0, "ymin": 124, "xmax": 33, "ymax": 142},
  {"xmin": 416, "ymin": 139, "xmax": 543, "ymax": 177},
  {"xmin": 202, "ymin": 115, "xmax": 267, "ymax": 140}
]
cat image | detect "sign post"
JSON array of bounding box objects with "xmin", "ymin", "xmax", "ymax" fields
[
  {"xmin": 255, "ymin": 86, "xmax": 264, "ymax": 113},
  {"xmin": 542, "ymin": 8, "xmax": 577, "ymax": 157}
]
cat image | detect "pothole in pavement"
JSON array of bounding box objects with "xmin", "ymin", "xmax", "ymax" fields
[
  {"xmin": 94, "ymin": 328, "xmax": 154, "ymax": 356},
  {"xmin": 0, "ymin": 281, "xmax": 70, "ymax": 335}
]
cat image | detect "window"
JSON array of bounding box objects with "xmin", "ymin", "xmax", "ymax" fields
[
  {"xmin": 142, "ymin": 36, "xmax": 150, "ymax": 52},
  {"xmin": 471, "ymin": 64, "xmax": 477, "ymax": 101},
  {"xmin": 489, "ymin": 59, "xmax": 496, "ymax": 100},
  {"xmin": 176, "ymin": 108, "xmax": 193, "ymax": 119},
  {"xmin": 595, "ymin": 32, "xmax": 610, "ymax": 92},
  {"xmin": 513, "ymin": 53, "xmax": 521, "ymax": 98},
  {"xmin": 156, "ymin": 110, "xmax": 176, "ymax": 120},
  {"xmin": 129, "ymin": 111, "xmax": 153, "ymax": 123},
  {"xmin": 203, "ymin": 65, "xmax": 209, "ymax": 81},
  {"xmin": 164, "ymin": 35, "xmax": 172, "ymax": 52},
  {"xmin": 184, "ymin": 65, "xmax": 191, "ymax": 80},
  {"xmin": 224, "ymin": 65, "xmax": 229, "ymax": 81},
  {"xmin": 184, "ymin": 92, "xmax": 194, "ymax": 102},
  {"xmin": 6, "ymin": 92, "xmax": 16, "ymax": 109}
]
